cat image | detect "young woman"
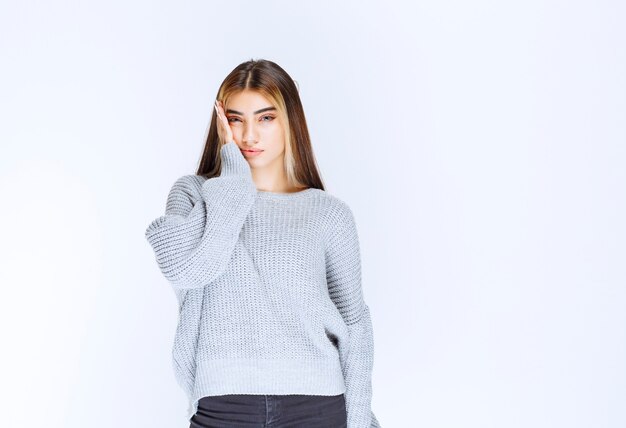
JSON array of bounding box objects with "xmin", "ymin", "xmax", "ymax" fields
[{"xmin": 145, "ymin": 59, "xmax": 381, "ymax": 428}]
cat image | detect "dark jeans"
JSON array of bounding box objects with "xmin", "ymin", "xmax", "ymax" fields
[{"xmin": 189, "ymin": 394, "xmax": 347, "ymax": 428}]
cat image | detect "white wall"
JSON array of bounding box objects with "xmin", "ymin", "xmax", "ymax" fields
[{"xmin": 1, "ymin": 1, "xmax": 624, "ymax": 427}]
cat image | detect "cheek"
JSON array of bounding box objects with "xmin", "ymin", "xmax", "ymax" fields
[{"xmin": 261, "ymin": 122, "xmax": 283, "ymax": 138}]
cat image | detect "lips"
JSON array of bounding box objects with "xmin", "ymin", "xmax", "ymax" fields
[{"xmin": 242, "ymin": 149, "xmax": 263, "ymax": 152}]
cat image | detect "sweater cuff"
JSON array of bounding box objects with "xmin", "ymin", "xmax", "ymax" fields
[
  {"xmin": 220, "ymin": 140, "xmax": 252, "ymax": 177},
  {"xmin": 341, "ymin": 304, "xmax": 378, "ymax": 427}
]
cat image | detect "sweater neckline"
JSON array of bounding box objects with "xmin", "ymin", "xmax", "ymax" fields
[{"xmin": 256, "ymin": 188, "xmax": 318, "ymax": 199}]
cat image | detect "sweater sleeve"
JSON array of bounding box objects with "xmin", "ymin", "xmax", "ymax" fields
[
  {"xmin": 144, "ymin": 140, "xmax": 257, "ymax": 290},
  {"xmin": 325, "ymin": 202, "xmax": 381, "ymax": 428}
]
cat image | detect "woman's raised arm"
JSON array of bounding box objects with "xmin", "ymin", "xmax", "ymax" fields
[{"xmin": 145, "ymin": 140, "xmax": 257, "ymax": 290}]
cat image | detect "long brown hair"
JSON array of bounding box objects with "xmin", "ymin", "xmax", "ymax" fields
[{"xmin": 195, "ymin": 59, "xmax": 325, "ymax": 191}]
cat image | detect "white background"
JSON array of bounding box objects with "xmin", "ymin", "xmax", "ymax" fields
[{"xmin": 1, "ymin": 1, "xmax": 624, "ymax": 427}]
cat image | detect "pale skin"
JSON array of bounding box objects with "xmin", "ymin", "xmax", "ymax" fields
[{"xmin": 213, "ymin": 90, "xmax": 305, "ymax": 194}]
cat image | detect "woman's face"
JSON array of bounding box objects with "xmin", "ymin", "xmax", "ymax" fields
[{"xmin": 225, "ymin": 90, "xmax": 286, "ymax": 169}]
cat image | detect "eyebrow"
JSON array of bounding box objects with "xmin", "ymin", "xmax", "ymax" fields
[{"xmin": 226, "ymin": 106, "xmax": 277, "ymax": 115}]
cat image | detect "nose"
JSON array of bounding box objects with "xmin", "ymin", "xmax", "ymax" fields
[{"xmin": 242, "ymin": 120, "xmax": 259, "ymax": 145}]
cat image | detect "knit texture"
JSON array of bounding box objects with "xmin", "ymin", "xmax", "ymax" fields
[{"xmin": 145, "ymin": 140, "xmax": 381, "ymax": 427}]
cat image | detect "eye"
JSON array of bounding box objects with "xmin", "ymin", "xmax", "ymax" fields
[
  {"xmin": 227, "ymin": 117, "xmax": 241, "ymax": 123},
  {"xmin": 260, "ymin": 115, "xmax": 275, "ymax": 122}
]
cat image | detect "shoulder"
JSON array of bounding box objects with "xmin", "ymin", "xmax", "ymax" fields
[
  {"xmin": 316, "ymin": 191, "xmax": 358, "ymax": 243},
  {"xmin": 168, "ymin": 174, "xmax": 206, "ymax": 197},
  {"xmin": 164, "ymin": 175, "xmax": 209, "ymax": 210},
  {"xmin": 172, "ymin": 173, "xmax": 207, "ymax": 187},
  {"xmin": 319, "ymin": 191, "xmax": 356, "ymax": 222}
]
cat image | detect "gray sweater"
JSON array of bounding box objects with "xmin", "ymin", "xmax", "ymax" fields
[{"xmin": 145, "ymin": 140, "xmax": 380, "ymax": 427}]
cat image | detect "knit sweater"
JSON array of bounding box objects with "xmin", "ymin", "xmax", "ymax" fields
[{"xmin": 144, "ymin": 140, "xmax": 380, "ymax": 427}]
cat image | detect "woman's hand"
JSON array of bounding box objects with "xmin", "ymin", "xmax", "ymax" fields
[{"xmin": 214, "ymin": 99, "xmax": 234, "ymax": 147}]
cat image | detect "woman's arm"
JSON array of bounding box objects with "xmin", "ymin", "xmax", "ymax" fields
[
  {"xmin": 145, "ymin": 140, "xmax": 257, "ymax": 290},
  {"xmin": 325, "ymin": 201, "xmax": 381, "ymax": 428}
]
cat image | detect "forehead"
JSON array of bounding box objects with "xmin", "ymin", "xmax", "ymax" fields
[{"xmin": 227, "ymin": 90, "xmax": 273, "ymax": 113}]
